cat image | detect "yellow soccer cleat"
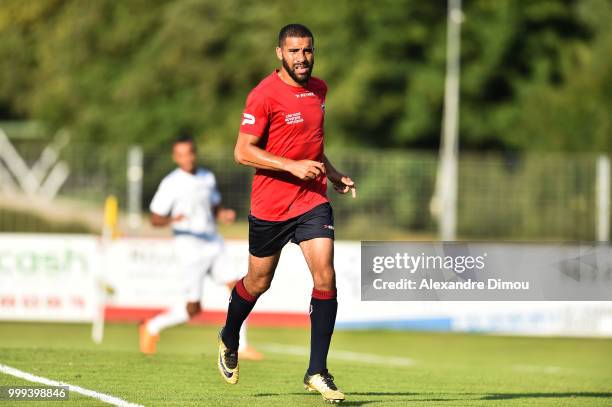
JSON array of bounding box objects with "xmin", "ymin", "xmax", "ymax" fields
[
  {"xmin": 304, "ymin": 370, "xmax": 345, "ymax": 403},
  {"xmin": 139, "ymin": 321, "xmax": 159, "ymax": 355},
  {"xmin": 217, "ymin": 329, "xmax": 239, "ymax": 384}
]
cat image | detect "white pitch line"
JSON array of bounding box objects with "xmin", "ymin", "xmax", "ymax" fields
[
  {"xmin": 260, "ymin": 343, "xmax": 415, "ymax": 366},
  {"xmin": 0, "ymin": 363, "xmax": 143, "ymax": 407}
]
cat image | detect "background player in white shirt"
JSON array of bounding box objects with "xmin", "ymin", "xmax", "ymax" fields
[{"xmin": 139, "ymin": 134, "xmax": 262, "ymax": 360}]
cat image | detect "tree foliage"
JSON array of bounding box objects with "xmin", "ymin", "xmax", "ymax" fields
[{"xmin": 0, "ymin": 0, "xmax": 610, "ymax": 153}]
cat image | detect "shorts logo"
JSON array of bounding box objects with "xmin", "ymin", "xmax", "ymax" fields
[
  {"xmin": 285, "ymin": 112, "xmax": 304, "ymax": 125},
  {"xmin": 323, "ymin": 225, "xmax": 334, "ymax": 230},
  {"xmin": 242, "ymin": 113, "xmax": 255, "ymax": 125}
]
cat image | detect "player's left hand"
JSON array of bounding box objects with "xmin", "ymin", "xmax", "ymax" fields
[{"xmin": 329, "ymin": 174, "xmax": 356, "ymax": 198}]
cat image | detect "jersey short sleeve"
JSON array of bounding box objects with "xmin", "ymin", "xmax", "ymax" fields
[
  {"xmin": 319, "ymin": 79, "xmax": 328, "ymax": 99},
  {"xmin": 149, "ymin": 178, "xmax": 174, "ymax": 216},
  {"xmin": 239, "ymin": 89, "xmax": 269, "ymax": 137}
]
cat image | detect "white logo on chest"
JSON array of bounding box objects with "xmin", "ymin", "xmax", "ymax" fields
[{"xmin": 285, "ymin": 112, "xmax": 304, "ymax": 125}]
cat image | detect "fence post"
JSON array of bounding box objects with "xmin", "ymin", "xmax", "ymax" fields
[
  {"xmin": 127, "ymin": 146, "xmax": 143, "ymax": 233},
  {"xmin": 596, "ymin": 155, "xmax": 610, "ymax": 242},
  {"xmin": 436, "ymin": 0, "xmax": 463, "ymax": 241}
]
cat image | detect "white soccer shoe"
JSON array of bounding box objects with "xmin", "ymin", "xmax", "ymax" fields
[
  {"xmin": 304, "ymin": 370, "xmax": 345, "ymax": 403},
  {"xmin": 217, "ymin": 329, "xmax": 239, "ymax": 385}
]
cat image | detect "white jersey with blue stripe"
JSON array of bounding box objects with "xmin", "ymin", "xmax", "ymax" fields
[{"xmin": 149, "ymin": 167, "xmax": 221, "ymax": 238}]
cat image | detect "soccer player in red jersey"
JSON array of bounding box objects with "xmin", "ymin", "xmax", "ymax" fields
[{"xmin": 217, "ymin": 24, "xmax": 355, "ymax": 403}]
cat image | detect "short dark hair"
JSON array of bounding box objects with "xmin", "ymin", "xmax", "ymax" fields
[
  {"xmin": 278, "ymin": 23, "xmax": 314, "ymax": 47},
  {"xmin": 173, "ymin": 130, "xmax": 195, "ymax": 147}
]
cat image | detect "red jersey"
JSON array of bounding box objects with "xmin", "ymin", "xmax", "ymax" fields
[{"xmin": 239, "ymin": 70, "xmax": 329, "ymax": 221}]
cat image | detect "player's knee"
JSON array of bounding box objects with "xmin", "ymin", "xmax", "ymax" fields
[{"xmin": 186, "ymin": 302, "xmax": 201, "ymax": 317}]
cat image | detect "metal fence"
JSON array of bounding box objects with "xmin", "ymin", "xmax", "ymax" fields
[{"xmin": 0, "ymin": 139, "xmax": 610, "ymax": 241}]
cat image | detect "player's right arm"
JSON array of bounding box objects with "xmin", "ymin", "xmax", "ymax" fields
[
  {"xmin": 234, "ymin": 132, "xmax": 324, "ymax": 180},
  {"xmin": 149, "ymin": 177, "xmax": 185, "ymax": 227}
]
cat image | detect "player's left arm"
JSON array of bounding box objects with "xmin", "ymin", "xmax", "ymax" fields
[
  {"xmin": 213, "ymin": 204, "xmax": 236, "ymax": 224},
  {"xmin": 323, "ymin": 154, "xmax": 356, "ymax": 198}
]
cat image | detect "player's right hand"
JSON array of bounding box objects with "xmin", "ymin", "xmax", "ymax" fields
[{"xmin": 287, "ymin": 160, "xmax": 325, "ymax": 180}]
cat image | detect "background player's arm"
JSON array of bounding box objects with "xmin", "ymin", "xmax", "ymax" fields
[
  {"xmin": 323, "ymin": 154, "xmax": 356, "ymax": 198},
  {"xmin": 234, "ymin": 132, "xmax": 325, "ymax": 180},
  {"xmin": 150, "ymin": 212, "xmax": 185, "ymax": 227},
  {"xmin": 150, "ymin": 178, "xmax": 185, "ymax": 227}
]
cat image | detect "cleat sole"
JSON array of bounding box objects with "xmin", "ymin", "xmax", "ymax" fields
[{"xmin": 305, "ymin": 384, "xmax": 344, "ymax": 403}]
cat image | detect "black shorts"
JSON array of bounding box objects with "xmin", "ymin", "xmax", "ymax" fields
[{"xmin": 248, "ymin": 202, "xmax": 334, "ymax": 257}]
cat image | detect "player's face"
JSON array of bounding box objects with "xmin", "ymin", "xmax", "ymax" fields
[
  {"xmin": 276, "ymin": 36, "xmax": 314, "ymax": 85},
  {"xmin": 172, "ymin": 141, "xmax": 197, "ymax": 174}
]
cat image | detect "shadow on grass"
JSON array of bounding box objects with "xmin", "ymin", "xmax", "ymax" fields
[
  {"xmin": 255, "ymin": 391, "xmax": 612, "ymax": 405},
  {"xmin": 254, "ymin": 392, "xmax": 442, "ymax": 406},
  {"xmin": 480, "ymin": 392, "xmax": 612, "ymax": 400}
]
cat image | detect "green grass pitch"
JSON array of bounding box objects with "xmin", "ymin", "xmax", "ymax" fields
[{"xmin": 0, "ymin": 322, "xmax": 611, "ymax": 406}]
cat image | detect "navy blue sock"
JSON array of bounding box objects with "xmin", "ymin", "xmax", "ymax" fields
[
  {"xmin": 307, "ymin": 289, "xmax": 338, "ymax": 375},
  {"xmin": 222, "ymin": 278, "xmax": 257, "ymax": 351}
]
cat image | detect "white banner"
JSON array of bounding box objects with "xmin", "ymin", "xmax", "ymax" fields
[
  {"xmin": 103, "ymin": 239, "xmax": 314, "ymax": 313},
  {"xmin": 1, "ymin": 234, "xmax": 611, "ymax": 337},
  {"xmin": 98, "ymin": 238, "xmax": 612, "ymax": 337},
  {"xmin": 0, "ymin": 234, "xmax": 98, "ymax": 322}
]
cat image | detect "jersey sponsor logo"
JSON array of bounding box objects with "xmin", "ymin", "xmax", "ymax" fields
[
  {"xmin": 285, "ymin": 112, "xmax": 304, "ymax": 125},
  {"xmin": 241, "ymin": 113, "xmax": 255, "ymax": 125},
  {"xmin": 296, "ymin": 91, "xmax": 315, "ymax": 98}
]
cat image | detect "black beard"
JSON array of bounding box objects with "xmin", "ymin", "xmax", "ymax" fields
[{"xmin": 282, "ymin": 57, "xmax": 312, "ymax": 85}]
